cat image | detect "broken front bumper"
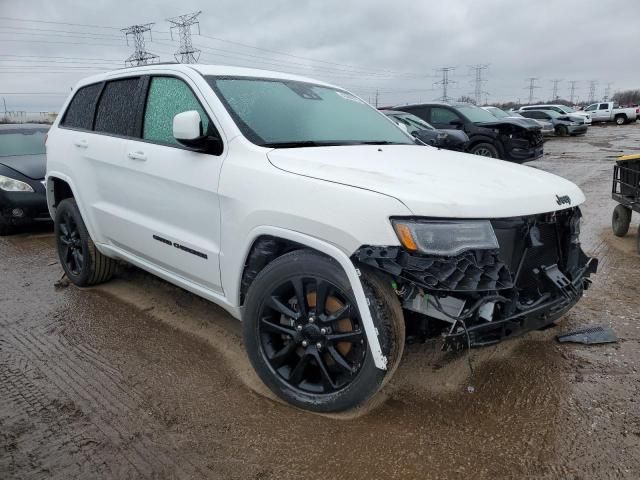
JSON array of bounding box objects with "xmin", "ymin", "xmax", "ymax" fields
[{"xmin": 354, "ymin": 207, "xmax": 597, "ymax": 349}]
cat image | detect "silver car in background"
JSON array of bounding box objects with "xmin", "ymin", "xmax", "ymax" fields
[{"xmin": 482, "ymin": 106, "xmax": 555, "ymax": 136}]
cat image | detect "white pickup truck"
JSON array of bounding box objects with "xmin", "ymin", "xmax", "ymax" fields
[{"xmin": 583, "ymin": 101, "xmax": 637, "ymax": 125}]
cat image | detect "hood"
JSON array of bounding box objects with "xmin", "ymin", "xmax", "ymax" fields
[
  {"xmin": 267, "ymin": 145, "xmax": 584, "ymax": 218},
  {"xmin": 507, "ymin": 116, "xmax": 542, "ymax": 129},
  {"xmin": 0, "ymin": 154, "xmax": 46, "ymax": 180},
  {"xmin": 477, "ymin": 117, "xmax": 542, "ymax": 131}
]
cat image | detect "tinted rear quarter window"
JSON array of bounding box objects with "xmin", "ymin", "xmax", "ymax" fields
[
  {"xmin": 62, "ymin": 83, "xmax": 102, "ymax": 130},
  {"xmin": 94, "ymin": 78, "xmax": 142, "ymax": 137}
]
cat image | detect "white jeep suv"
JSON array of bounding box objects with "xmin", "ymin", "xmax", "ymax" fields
[{"xmin": 46, "ymin": 64, "xmax": 597, "ymax": 412}]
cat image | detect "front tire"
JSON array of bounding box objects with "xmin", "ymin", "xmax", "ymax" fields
[
  {"xmin": 243, "ymin": 250, "xmax": 404, "ymax": 412},
  {"xmin": 54, "ymin": 198, "xmax": 118, "ymax": 286},
  {"xmin": 469, "ymin": 142, "xmax": 499, "ymax": 158},
  {"xmin": 556, "ymin": 125, "xmax": 568, "ymax": 136},
  {"xmin": 612, "ymin": 204, "xmax": 632, "ymax": 237}
]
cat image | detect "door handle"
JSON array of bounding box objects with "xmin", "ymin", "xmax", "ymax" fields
[
  {"xmin": 73, "ymin": 139, "xmax": 88, "ymax": 148},
  {"xmin": 127, "ymin": 151, "xmax": 147, "ymax": 161}
]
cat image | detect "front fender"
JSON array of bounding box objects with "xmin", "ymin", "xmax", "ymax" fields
[{"xmin": 237, "ymin": 226, "xmax": 388, "ymax": 371}]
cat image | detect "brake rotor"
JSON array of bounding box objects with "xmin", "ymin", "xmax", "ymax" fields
[{"xmin": 307, "ymin": 292, "xmax": 353, "ymax": 356}]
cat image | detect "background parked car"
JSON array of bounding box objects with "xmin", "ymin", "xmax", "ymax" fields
[
  {"xmin": 0, "ymin": 124, "xmax": 50, "ymax": 235},
  {"xmin": 519, "ymin": 109, "xmax": 588, "ymax": 136},
  {"xmin": 482, "ymin": 106, "xmax": 555, "ymax": 136},
  {"xmin": 519, "ymin": 104, "xmax": 592, "ymax": 125},
  {"xmin": 381, "ymin": 109, "xmax": 469, "ymax": 151},
  {"xmin": 582, "ymin": 101, "xmax": 637, "ymax": 125},
  {"xmin": 393, "ymin": 102, "xmax": 543, "ymax": 162}
]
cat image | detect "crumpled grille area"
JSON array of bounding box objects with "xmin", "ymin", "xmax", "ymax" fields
[
  {"xmin": 403, "ymin": 250, "xmax": 513, "ymax": 291},
  {"xmin": 355, "ymin": 246, "xmax": 514, "ymax": 292}
]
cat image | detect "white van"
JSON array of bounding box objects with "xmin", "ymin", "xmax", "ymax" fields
[{"xmin": 45, "ymin": 64, "xmax": 597, "ymax": 412}]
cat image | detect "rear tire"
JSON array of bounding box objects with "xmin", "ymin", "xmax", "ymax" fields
[
  {"xmin": 615, "ymin": 115, "xmax": 626, "ymax": 126},
  {"xmin": 243, "ymin": 250, "xmax": 404, "ymax": 412},
  {"xmin": 54, "ymin": 198, "xmax": 118, "ymax": 286},
  {"xmin": 469, "ymin": 142, "xmax": 499, "ymax": 158},
  {"xmin": 612, "ymin": 204, "xmax": 632, "ymax": 237},
  {"xmin": 636, "ymin": 225, "xmax": 640, "ymax": 254}
]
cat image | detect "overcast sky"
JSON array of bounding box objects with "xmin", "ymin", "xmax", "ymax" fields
[{"xmin": 1, "ymin": 0, "xmax": 639, "ymax": 113}]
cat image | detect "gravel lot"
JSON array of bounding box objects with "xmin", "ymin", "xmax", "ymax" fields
[{"xmin": 1, "ymin": 123, "xmax": 639, "ymax": 479}]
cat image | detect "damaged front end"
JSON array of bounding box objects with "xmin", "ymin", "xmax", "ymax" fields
[{"xmin": 353, "ymin": 207, "xmax": 597, "ymax": 350}]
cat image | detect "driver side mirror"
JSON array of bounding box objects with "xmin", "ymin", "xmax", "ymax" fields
[{"xmin": 173, "ymin": 110, "xmax": 222, "ymax": 153}]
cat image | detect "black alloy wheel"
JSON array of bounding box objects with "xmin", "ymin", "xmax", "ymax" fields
[
  {"xmin": 58, "ymin": 210, "xmax": 84, "ymax": 275},
  {"xmin": 258, "ymin": 275, "xmax": 366, "ymax": 395},
  {"xmin": 243, "ymin": 250, "xmax": 405, "ymax": 412},
  {"xmin": 54, "ymin": 198, "xmax": 118, "ymax": 286}
]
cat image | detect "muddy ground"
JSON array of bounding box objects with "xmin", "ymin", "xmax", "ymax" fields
[{"xmin": 1, "ymin": 124, "xmax": 639, "ymax": 479}]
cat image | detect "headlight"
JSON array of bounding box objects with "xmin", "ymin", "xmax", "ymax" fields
[
  {"xmin": 0, "ymin": 174, "xmax": 34, "ymax": 192},
  {"xmin": 392, "ymin": 219, "xmax": 499, "ymax": 256}
]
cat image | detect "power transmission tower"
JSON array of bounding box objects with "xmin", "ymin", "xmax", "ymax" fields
[
  {"xmin": 588, "ymin": 80, "xmax": 598, "ymax": 103},
  {"xmin": 550, "ymin": 79, "xmax": 562, "ymax": 101},
  {"xmin": 374, "ymin": 89, "xmax": 379, "ymax": 108},
  {"xmin": 524, "ymin": 77, "xmax": 540, "ymax": 104},
  {"xmin": 468, "ymin": 64, "xmax": 489, "ymax": 105},
  {"xmin": 167, "ymin": 11, "xmax": 202, "ymax": 64},
  {"xmin": 603, "ymin": 82, "xmax": 613, "ymax": 102},
  {"xmin": 434, "ymin": 67, "xmax": 456, "ymax": 102},
  {"xmin": 121, "ymin": 23, "xmax": 159, "ymax": 66},
  {"xmin": 568, "ymin": 80, "xmax": 578, "ymax": 104}
]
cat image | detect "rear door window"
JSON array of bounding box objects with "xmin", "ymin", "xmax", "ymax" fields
[
  {"xmin": 94, "ymin": 77, "xmax": 142, "ymax": 137},
  {"xmin": 598, "ymin": 103, "xmax": 609, "ymax": 110},
  {"xmin": 61, "ymin": 83, "xmax": 102, "ymax": 130},
  {"xmin": 143, "ymin": 76, "xmax": 211, "ymax": 146}
]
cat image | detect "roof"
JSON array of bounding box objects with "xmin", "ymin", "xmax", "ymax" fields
[
  {"xmin": 392, "ymin": 101, "xmax": 478, "ymax": 109},
  {"xmin": 74, "ymin": 63, "xmax": 338, "ymax": 90}
]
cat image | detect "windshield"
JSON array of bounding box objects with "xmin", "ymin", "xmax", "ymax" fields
[
  {"xmin": 387, "ymin": 112, "xmax": 435, "ymax": 133},
  {"xmin": 557, "ymin": 105, "xmax": 575, "ymax": 113},
  {"xmin": 456, "ymin": 105, "xmax": 499, "ymax": 123},
  {"xmin": 0, "ymin": 128, "xmax": 47, "ymax": 157},
  {"xmin": 206, "ymin": 76, "xmax": 413, "ymax": 147},
  {"xmin": 485, "ymin": 107, "xmax": 510, "ymax": 119}
]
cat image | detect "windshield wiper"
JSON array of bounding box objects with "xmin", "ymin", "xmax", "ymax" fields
[
  {"xmin": 261, "ymin": 141, "xmax": 346, "ymax": 148},
  {"xmin": 260, "ymin": 140, "xmax": 408, "ymax": 148}
]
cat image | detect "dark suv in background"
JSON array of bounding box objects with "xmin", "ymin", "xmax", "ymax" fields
[{"xmin": 393, "ymin": 102, "xmax": 544, "ymax": 163}]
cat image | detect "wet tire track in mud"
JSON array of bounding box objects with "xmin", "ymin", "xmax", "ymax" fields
[{"xmin": 1, "ymin": 124, "xmax": 640, "ymax": 479}]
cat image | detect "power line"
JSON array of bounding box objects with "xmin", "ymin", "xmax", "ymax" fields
[
  {"xmin": 468, "ymin": 64, "xmax": 489, "ymax": 105},
  {"xmin": 524, "ymin": 77, "xmax": 540, "ymax": 104},
  {"xmin": 550, "ymin": 79, "xmax": 562, "ymax": 101},
  {"xmin": 588, "ymin": 80, "xmax": 598, "ymax": 103},
  {"xmin": 0, "ymin": 16, "xmax": 122, "ymax": 30},
  {"xmin": 0, "ymin": 15, "xmax": 408, "ymax": 77},
  {"xmin": 434, "ymin": 67, "xmax": 456, "ymax": 102},
  {"xmin": 167, "ymin": 11, "xmax": 202, "ymax": 64},
  {"xmin": 603, "ymin": 82, "xmax": 613, "ymax": 102},
  {"xmin": 568, "ymin": 80, "xmax": 579, "ymax": 104},
  {"xmin": 121, "ymin": 23, "xmax": 160, "ymax": 66}
]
